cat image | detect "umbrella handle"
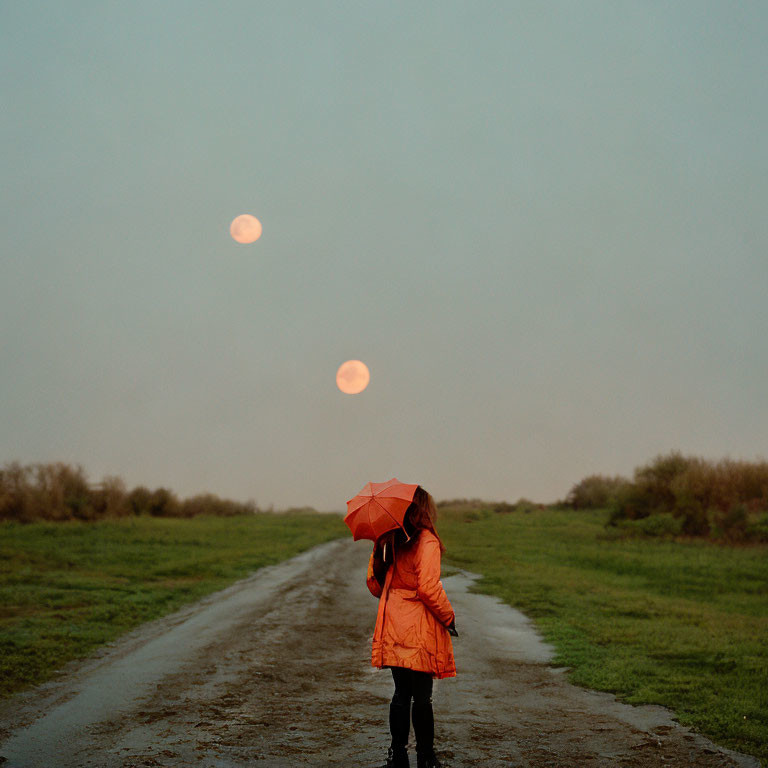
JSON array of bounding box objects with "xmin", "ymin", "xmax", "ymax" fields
[{"xmin": 383, "ymin": 529, "xmax": 411, "ymax": 563}]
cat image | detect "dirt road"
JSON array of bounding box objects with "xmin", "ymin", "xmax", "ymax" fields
[{"xmin": 0, "ymin": 538, "xmax": 759, "ymax": 767}]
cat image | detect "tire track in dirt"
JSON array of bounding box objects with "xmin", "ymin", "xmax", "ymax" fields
[{"xmin": 0, "ymin": 538, "xmax": 759, "ymax": 767}]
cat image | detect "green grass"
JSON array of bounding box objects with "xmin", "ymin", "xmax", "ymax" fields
[
  {"xmin": 0, "ymin": 513, "xmax": 347, "ymax": 697},
  {"xmin": 438, "ymin": 506, "xmax": 768, "ymax": 767}
]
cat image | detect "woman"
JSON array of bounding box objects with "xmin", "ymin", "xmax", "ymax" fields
[{"xmin": 366, "ymin": 486, "xmax": 458, "ymax": 768}]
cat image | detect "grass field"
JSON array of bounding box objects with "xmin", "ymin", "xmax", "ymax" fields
[
  {"xmin": 0, "ymin": 512, "xmax": 347, "ymax": 697},
  {"xmin": 438, "ymin": 505, "xmax": 768, "ymax": 766}
]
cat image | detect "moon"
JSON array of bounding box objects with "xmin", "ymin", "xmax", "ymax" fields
[
  {"xmin": 336, "ymin": 360, "xmax": 370, "ymax": 395},
  {"xmin": 230, "ymin": 214, "xmax": 262, "ymax": 244}
]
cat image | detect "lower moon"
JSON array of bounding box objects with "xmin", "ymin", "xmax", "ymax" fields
[
  {"xmin": 230, "ymin": 214, "xmax": 262, "ymax": 243},
  {"xmin": 336, "ymin": 360, "xmax": 370, "ymax": 394}
]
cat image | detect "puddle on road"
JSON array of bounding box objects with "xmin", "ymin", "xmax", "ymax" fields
[{"xmin": 442, "ymin": 568, "xmax": 555, "ymax": 665}]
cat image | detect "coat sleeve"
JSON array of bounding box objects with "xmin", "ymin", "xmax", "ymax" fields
[
  {"xmin": 366, "ymin": 551, "xmax": 383, "ymax": 598},
  {"xmin": 415, "ymin": 536, "xmax": 455, "ymax": 626}
]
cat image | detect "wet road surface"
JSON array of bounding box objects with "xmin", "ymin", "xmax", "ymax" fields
[{"xmin": 0, "ymin": 538, "xmax": 759, "ymax": 767}]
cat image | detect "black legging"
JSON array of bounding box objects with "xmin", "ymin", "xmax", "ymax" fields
[{"xmin": 389, "ymin": 666, "xmax": 434, "ymax": 755}]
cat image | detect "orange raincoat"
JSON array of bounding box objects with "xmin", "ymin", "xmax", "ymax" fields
[{"xmin": 366, "ymin": 529, "xmax": 456, "ymax": 679}]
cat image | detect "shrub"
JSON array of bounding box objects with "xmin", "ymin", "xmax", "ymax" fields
[
  {"xmin": 712, "ymin": 504, "xmax": 749, "ymax": 543},
  {"xmin": 611, "ymin": 513, "xmax": 684, "ymax": 539},
  {"xmin": 604, "ymin": 452, "xmax": 768, "ymax": 541},
  {"xmin": 436, "ymin": 498, "xmax": 487, "ymax": 510},
  {"xmin": 180, "ymin": 494, "xmax": 258, "ymax": 517},
  {"xmin": 147, "ymin": 488, "xmax": 180, "ymax": 517},
  {"xmin": 436, "ymin": 499, "xmax": 497, "ymax": 523},
  {"xmin": 633, "ymin": 452, "xmax": 694, "ymax": 514},
  {"xmin": 636, "ymin": 512, "xmax": 684, "ymax": 537},
  {"xmin": 746, "ymin": 513, "xmax": 768, "ymax": 542},
  {"xmin": 567, "ymin": 474, "xmax": 631, "ymax": 510},
  {"xmin": 679, "ymin": 502, "xmax": 711, "ymax": 537},
  {"xmin": 437, "ymin": 498, "xmax": 548, "ymax": 517},
  {"xmin": 0, "ymin": 462, "xmax": 36, "ymax": 521},
  {"xmin": 0, "ymin": 461, "xmax": 258, "ymax": 522},
  {"xmin": 608, "ymin": 481, "xmax": 655, "ymax": 524},
  {"xmin": 0, "ymin": 462, "xmax": 95, "ymax": 521},
  {"xmin": 127, "ymin": 486, "xmax": 153, "ymax": 516},
  {"xmin": 91, "ymin": 476, "xmax": 130, "ymax": 518},
  {"xmin": 282, "ymin": 506, "xmax": 318, "ymax": 515}
]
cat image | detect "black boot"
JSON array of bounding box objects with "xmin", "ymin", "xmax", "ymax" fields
[
  {"xmin": 416, "ymin": 749, "xmax": 442, "ymax": 768},
  {"xmin": 381, "ymin": 746, "xmax": 410, "ymax": 768}
]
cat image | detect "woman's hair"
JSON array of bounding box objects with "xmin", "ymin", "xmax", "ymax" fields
[
  {"xmin": 404, "ymin": 486, "xmax": 446, "ymax": 554},
  {"xmin": 378, "ymin": 486, "xmax": 445, "ymax": 563}
]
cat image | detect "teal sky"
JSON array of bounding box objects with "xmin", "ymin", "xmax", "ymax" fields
[{"xmin": 1, "ymin": 2, "xmax": 766, "ymax": 510}]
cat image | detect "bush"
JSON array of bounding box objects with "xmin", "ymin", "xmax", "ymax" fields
[
  {"xmin": 436, "ymin": 497, "xmax": 544, "ymax": 520},
  {"xmin": 712, "ymin": 504, "xmax": 749, "ymax": 543},
  {"xmin": 436, "ymin": 499, "xmax": 497, "ymax": 523},
  {"xmin": 282, "ymin": 506, "xmax": 318, "ymax": 515},
  {"xmin": 127, "ymin": 486, "xmax": 153, "ymax": 516},
  {"xmin": 634, "ymin": 452, "xmax": 694, "ymax": 512},
  {"xmin": 604, "ymin": 452, "xmax": 768, "ymax": 542},
  {"xmin": 746, "ymin": 513, "xmax": 768, "ymax": 543},
  {"xmin": 147, "ymin": 488, "xmax": 180, "ymax": 517},
  {"xmin": 0, "ymin": 462, "xmax": 36, "ymax": 521},
  {"xmin": 0, "ymin": 461, "xmax": 260, "ymax": 522},
  {"xmin": 608, "ymin": 482, "xmax": 655, "ymax": 524},
  {"xmin": 436, "ymin": 498, "xmax": 487, "ymax": 511},
  {"xmin": 637, "ymin": 512, "xmax": 684, "ymax": 537},
  {"xmin": 567, "ymin": 474, "xmax": 631, "ymax": 510},
  {"xmin": 91, "ymin": 476, "xmax": 130, "ymax": 518},
  {"xmin": 610, "ymin": 512, "xmax": 684, "ymax": 539},
  {"xmin": 679, "ymin": 502, "xmax": 711, "ymax": 537},
  {"xmin": 0, "ymin": 462, "xmax": 95, "ymax": 521}
]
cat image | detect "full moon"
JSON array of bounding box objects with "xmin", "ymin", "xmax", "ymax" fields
[
  {"xmin": 336, "ymin": 360, "xmax": 370, "ymax": 395},
  {"xmin": 229, "ymin": 214, "xmax": 262, "ymax": 244}
]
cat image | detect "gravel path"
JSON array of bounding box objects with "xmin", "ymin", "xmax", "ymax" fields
[{"xmin": 0, "ymin": 538, "xmax": 759, "ymax": 767}]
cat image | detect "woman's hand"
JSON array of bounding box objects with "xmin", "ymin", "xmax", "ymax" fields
[{"xmin": 447, "ymin": 617, "xmax": 459, "ymax": 637}]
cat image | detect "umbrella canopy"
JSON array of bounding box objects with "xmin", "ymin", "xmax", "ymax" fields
[{"xmin": 345, "ymin": 478, "xmax": 419, "ymax": 542}]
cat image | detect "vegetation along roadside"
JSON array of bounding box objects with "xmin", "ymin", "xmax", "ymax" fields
[{"xmin": 438, "ymin": 501, "xmax": 768, "ymax": 767}]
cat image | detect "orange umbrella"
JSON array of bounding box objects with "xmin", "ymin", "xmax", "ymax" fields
[{"xmin": 345, "ymin": 478, "xmax": 419, "ymax": 542}]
